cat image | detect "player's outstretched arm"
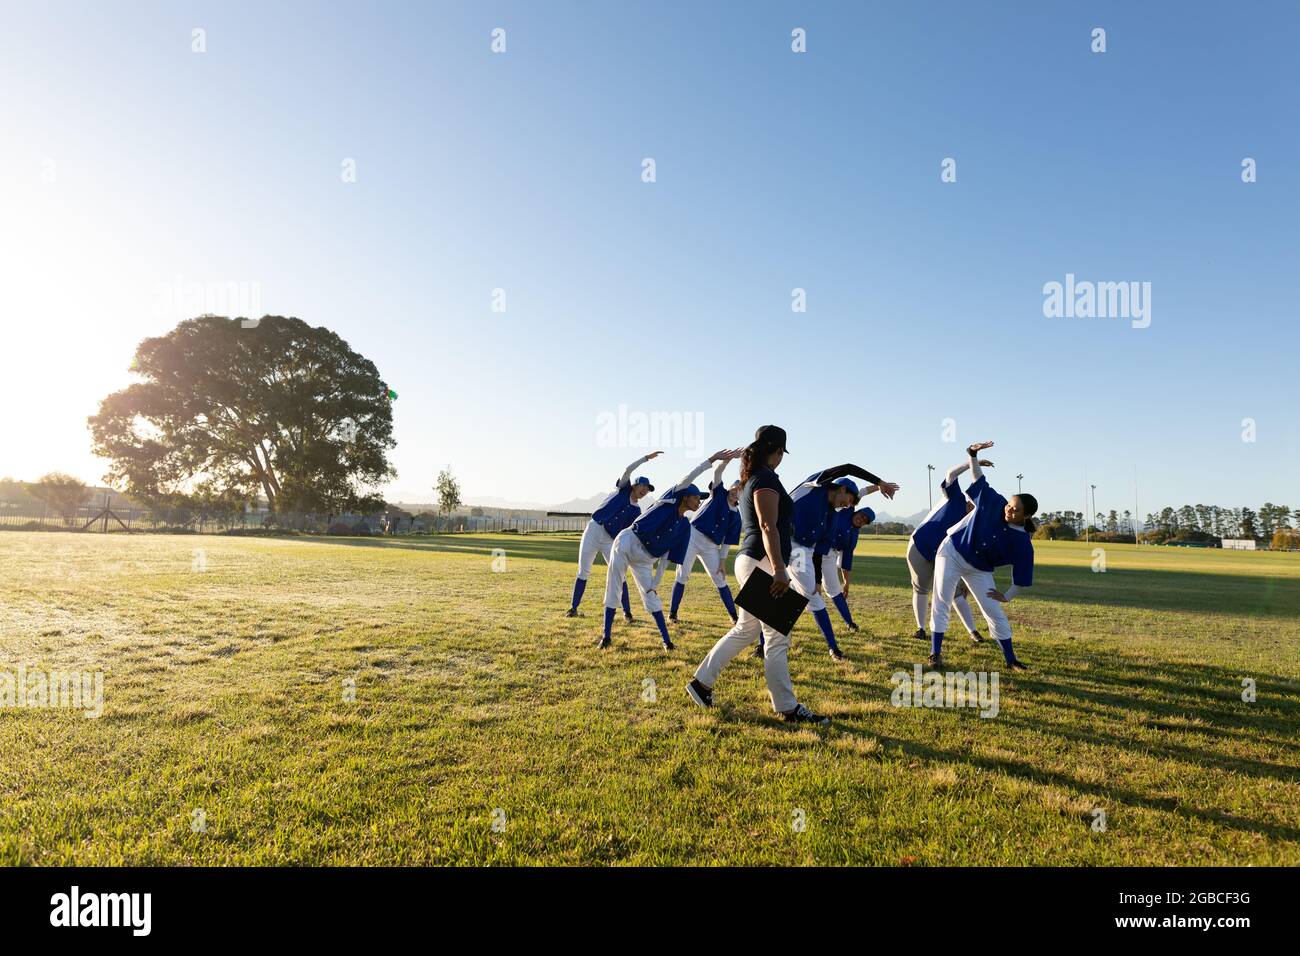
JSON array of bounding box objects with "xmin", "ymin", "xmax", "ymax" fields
[
  {"xmin": 945, "ymin": 457, "xmax": 993, "ymax": 485},
  {"xmin": 619, "ymin": 450, "xmax": 664, "ymax": 487},
  {"xmin": 672, "ymin": 448, "xmax": 741, "ymax": 493},
  {"xmin": 814, "ymin": 464, "xmax": 899, "ymax": 500},
  {"xmin": 966, "ymin": 441, "xmax": 994, "ymax": 481}
]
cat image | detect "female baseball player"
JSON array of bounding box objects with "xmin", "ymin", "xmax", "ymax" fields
[
  {"xmin": 814, "ymin": 502, "xmax": 876, "ymax": 632},
  {"xmin": 686, "ymin": 425, "xmax": 833, "ymax": 725},
  {"xmin": 598, "ymin": 449, "xmax": 741, "ymax": 650},
  {"xmin": 790, "ymin": 469, "xmax": 898, "ymax": 660},
  {"xmin": 907, "ymin": 457, "xmax": 994, "ymax": 644},
  {"xmin": 928, "ymin": 441, "xmax": 1037, "ymax": 671},
  {"xmin": 668, "ymin": 464, "xmax": 741, "ymax": 624},
  {"xmin": 566, "ymin": 451, "xmax": 663, "ymax": 619}
]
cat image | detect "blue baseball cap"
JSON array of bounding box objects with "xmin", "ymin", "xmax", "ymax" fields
[
  {"xmin": 855, "ymin": 507, "xmax": 876, "ymax": 525},
  {"xmin": 677, "ymin": 483, "xmax": 707, "ymax": 500},
  {"xmin": 834, "ymin": 477, "xmax": 860, "ymax": 498},
  {"xmin": 634, "ymin": 476, "xmax": 654, "ymax": 491}
]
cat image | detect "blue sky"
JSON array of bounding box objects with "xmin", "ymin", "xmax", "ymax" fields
[{"xmin": 1, "ymin": 1, "xmax": 1297, "ymax": 519}]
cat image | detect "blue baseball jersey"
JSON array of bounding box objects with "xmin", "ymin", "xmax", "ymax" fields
[
  {"xmin": 816, "ymin": 508, "xmax": 861, "ymax": 570},
  {"xmin": 690, "ymin": 484, "xmax": 735, "ymax": 546},
  {"xmin": 790, "ymin": 473, "xmax": 836, "ymax": 548},
  {"xmin": 947, "ymin": 476, "xmax": 1035, "ymax": 586},
  {"xmin": 910, "ymin": 478, "xmax": 967, "ymax": 564},
  {"xmin": 590, "ymin": 481, "xmax": 641, "ymax": 538},
  {"xmin": 632, "ymin": 490, "xmax": 693, "ymax": 563},
  {"xmin": 724, "ymin": 509, "xmax": 741, "ymax": 547}
]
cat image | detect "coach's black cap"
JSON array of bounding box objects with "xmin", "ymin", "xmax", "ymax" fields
[{"xmin": 754, "ymin": 424, "xmax": 788, "ymax": 452}]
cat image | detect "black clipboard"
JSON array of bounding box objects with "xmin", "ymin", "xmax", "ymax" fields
[{"xmin": 734, "ymin": 566, "xmax": 809, "ymax": 635}]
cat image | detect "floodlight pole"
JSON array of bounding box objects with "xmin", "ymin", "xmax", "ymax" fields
[{"xmin": 926, "ymin": 464, "xmax": 935, "ymax": 509}]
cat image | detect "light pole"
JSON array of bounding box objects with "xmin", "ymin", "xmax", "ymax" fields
[
  {"xmin": 1091, "ymin": 484, "xmax": 1098, "ymax": 534},
  {"xmin": 927, "ymin": 464, "xmax": 935, "ymax": 509},
  {"xmin": 1016, "ymin": 473, "xmax": 1023, "ymax": 493}
]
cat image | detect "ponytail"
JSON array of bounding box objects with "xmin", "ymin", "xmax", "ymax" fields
[
  {"xmin": 739, "ymin": 438, "xmax": 781, "ymax": 484},
  {"xmin": 739, "ymin": 442, "xmax": 758, "ymax": 484},
  {"xmin": 1019, "ymin": 493, "xmax": 1039, "ymax": 535}
]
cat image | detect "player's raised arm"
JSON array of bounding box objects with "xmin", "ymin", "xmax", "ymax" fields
[
  {"xmin": 708, "ymin": 455, "xmax": 730, "ymax": 490},
  {"xmin": 672, "ymin": 448, "xmax": 741, "ymax": 493},
  {"xmin": 945, "ymin": 456, "xmax": 993, "ymax": 485},
  {"xmin": 965, "ymin": 441, "xmax": 994, "ymax": 482},
  {"xmin": 813, "ymin": 463, "xmax": 899, "ymax": 500},
  {"xmin": 619, "ymin": 450, "xmax": 664, "ymax": 488}
]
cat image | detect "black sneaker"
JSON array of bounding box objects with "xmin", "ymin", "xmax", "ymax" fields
[
  {"xmin": 925, "ymin": 652, "xmax": 943, "ymax": 670},
  {"xmin": 623, "ymin": 612, "xmax": 635, "ymax": 623},
  {"xmin": 912, "ymin": 627, "xmax": 927, "ymax": 641},
  {"xmin": 668, "ymin": 614, "xmax": 680, "ymax": 624},
  {"xmin": 829, "ymin": 648, "xmax": 845, "ymax": 662},
  {"xmin": 662, "ymin": 639, "xmax": 675, "ymax": 651},
  {"xmin": 846, "ymin": 622, "xmax": 860, "ymax": 633},
  {"xmin": 1008, "ymin": 658, "xmax": 1030, "ymax": 671},
  {"xmin": 781, "ymin": 703, "xmax": 831, "ymax": 726},
  {"xmin": 685, "ymin": 679, "xmax": 713, "ymax": 708},
  {"xmin": 750, "ymin": 643, "xmax": 765, "ymax": 660},
  {"xmin": 565, "ymin": 607, "xmax": 579, "ymax": 618},
  {"xmin": 596, "ymin": 635, "xmax": 612, "ymax": 650},
  {"xmin": 969, "ymin": 630, "xmax": 985, "ymax": 643}
]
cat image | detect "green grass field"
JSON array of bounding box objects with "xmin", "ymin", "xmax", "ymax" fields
[{"xmin": 2, "ymin": 530, "xmax": 1297, "ymax": 865}]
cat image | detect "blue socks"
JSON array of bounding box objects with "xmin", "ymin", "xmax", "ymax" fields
[
  {"xmin": 812, "ymin": 608, "xmax": 840, "ymax": 653},
  {"xmin": 621, "ymin": 582, "xmax": 631, "ymax": 615},
  {"xmin": 652, "ymin": 610, "xmax": 671, "ymax": 645},
  {"xmin": 931, "ymin": 631, "xmax": 945, "ymax": 656},
  {"xmin": 831, "ymin": 593, "xmax": 855, "ymax": 628},
  {"xmin": 603, "ymin": 606, "xmax": 616, "ymax": 640},
  {"xmin": 670, "ymin": 581, "xmax": 686, "ymax": 617},
  {"xmin": 998, "ymin": 637, "xmax": 1016, "ymax": 664},
  {"xmin": 570, "ymin": 577, "xmax": 587, "ymax": 610},
  {"xmin": 718, "ymin": 585, "xmax": 737, "ymax": 621}
]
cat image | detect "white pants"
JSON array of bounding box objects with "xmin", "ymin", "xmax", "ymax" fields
[
  {"xmin": 603, "ymin": 528, "xmax": 664, "ymax": 614},
  {"xmin": 576, "ymin": 520, "xmax": 615, "ymax": 580},
  {"xmin": 675, "ymin": 527, "xmax": 728, "ymax": 589},
  {"xmin": 907, "ymin": 539, "xmax": 977, "ymax": 633},
  {"xmin": 820, "ymin": 550, "xmax": 844, "ymax": 599},
  {"xmin": 929, "ymin": 537, "xmax": 1011, "ymax": 643},
  {"xmin": 789, "ymin": 543, "xmax": 824, "ymax": 612},
  {"xmin": 694, "ymin": 553, "xmax": 810, "ymax": 713}
]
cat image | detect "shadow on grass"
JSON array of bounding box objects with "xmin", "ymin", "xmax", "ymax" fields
[{"xmin": 274, "ymin": 533, "xmax": 1300, "ymax": 620}]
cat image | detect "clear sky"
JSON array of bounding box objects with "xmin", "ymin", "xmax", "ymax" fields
[{"xmin": 1, "ymin": 1, "xmax": 1296, "ymax": 519}]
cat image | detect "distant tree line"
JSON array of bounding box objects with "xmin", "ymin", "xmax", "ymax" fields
[{"xmin": 1032, "ymin": 503, "xmax": 1295, "ymax": 548}]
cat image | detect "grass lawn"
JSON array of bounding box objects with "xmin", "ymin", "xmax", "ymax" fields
[{"xmin": 1, "ymin": 530, "xmax": 1297, "ymax": 865}]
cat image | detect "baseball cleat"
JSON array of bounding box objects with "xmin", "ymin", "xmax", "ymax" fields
[
  {"xmin": 565, "ymin": 607, "xmax": 579, "ymax": 618},
  {"xmin": 926, "ymin": 652, "xmax": 943, "ymax": 670},
  {"xmin": 685, "ymin": 679, "xmax": 713, "ymax": 708},
  {"xmin": 969, "ymin": 630, "xmax": 985, "ymax": 643},
  {"xmin": 1008, "ymin": 658, "xmax": 1030, "ymax": 671},
  {"xmin": 912, "ymin": 627, "xmax": 927, "ymax": 641},
  {"xmin": 596, "ymin": 636, "xmax": 612, "ymax": 650},
  {"xmin": 781, "ymin": 703, "xmax": 831, "ymax": 726}
]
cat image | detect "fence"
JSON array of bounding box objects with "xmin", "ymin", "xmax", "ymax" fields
[{"xmin": 0, "ymin": 505, "xmax": 587, "ymax": 536}]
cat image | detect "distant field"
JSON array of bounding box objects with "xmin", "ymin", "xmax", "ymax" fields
[{"xmin": 1, "ymin": 531, "xmax": 1297, "ymax": 865}]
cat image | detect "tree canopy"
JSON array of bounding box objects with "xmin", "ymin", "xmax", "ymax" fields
[{"xmin": 89, "ymin": 315, "xmax": 396, "ymax": 512}]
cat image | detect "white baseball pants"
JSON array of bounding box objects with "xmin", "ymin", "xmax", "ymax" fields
[{"xmin": 929, "ymin": 536, "xmax": 1011, "ymax": 643}]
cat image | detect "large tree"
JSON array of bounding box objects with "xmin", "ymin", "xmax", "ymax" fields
[
  {"xmin": 89, "ymin": 315, "xmax": 396, "ymax": 512},
  {"xmin": 31, "ymin": 472, "xmax": 88, "ymax": 523}
]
